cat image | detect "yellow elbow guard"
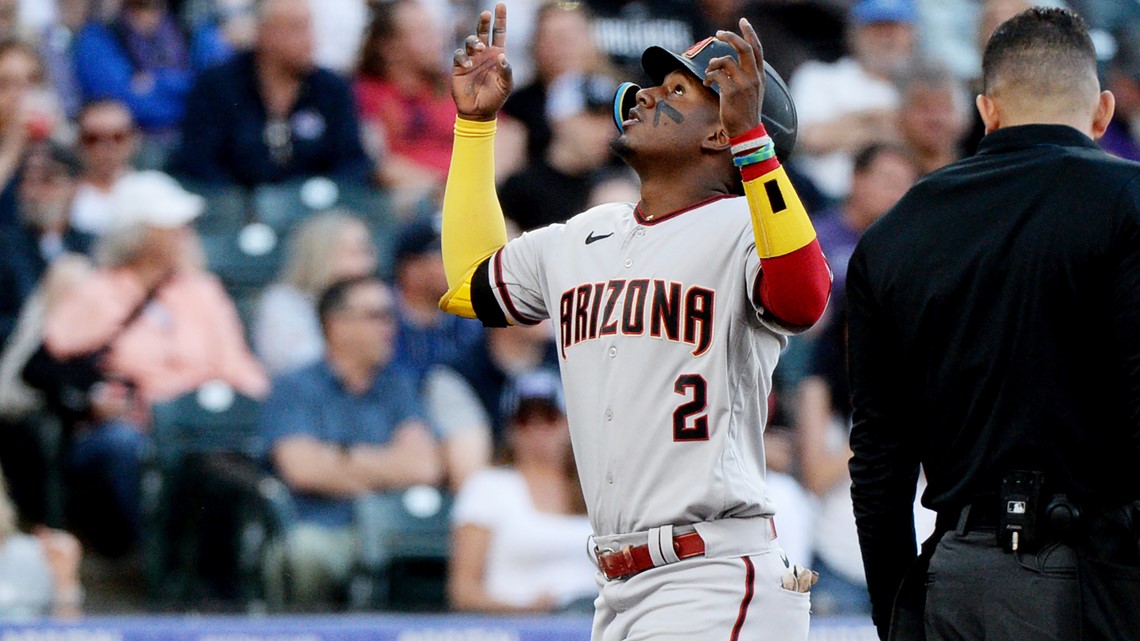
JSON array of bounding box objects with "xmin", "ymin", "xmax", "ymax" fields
[
  {"xmin": 744, "ymin": 165, "xmax": 816, "ymax": 259},
  {"xmin": 439, "ymin": 266, "xmax": 479, "ymax": 319}
]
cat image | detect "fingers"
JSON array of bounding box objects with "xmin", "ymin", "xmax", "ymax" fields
[
  {"xmin": 492, "ymin": 2, "xmax": 508, "ymax": 49},
  {"xmin": 741, "ymin": 18, "xmax": 765, "ymax": 70},
  {"xmin": 476, "ymin": 9, "xmax": 491, "ymax": 47},
  {"xmin": 715, "ymin": 27, "xmax": 757, "ymax": 76}
]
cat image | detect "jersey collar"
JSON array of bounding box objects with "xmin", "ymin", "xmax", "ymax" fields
[{"xmin": 633, "ymin": 194, "xmax": 736, "ymax": 226}]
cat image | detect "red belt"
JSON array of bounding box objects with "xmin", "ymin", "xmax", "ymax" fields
[{"xmin": 594, "ymin": 531, "xmax": 706, "ymax": 581}]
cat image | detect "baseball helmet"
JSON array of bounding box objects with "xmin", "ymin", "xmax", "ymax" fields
[{"xmin": 612, "ymin": 37, "xmax": 798, "ymax": 162}]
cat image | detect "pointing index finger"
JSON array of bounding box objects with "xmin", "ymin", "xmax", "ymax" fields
[
  {"xmin": 716, "ymin": 28, "xmax": 757, "ymax": 77},
  {"xmin": 492, "ymin": 2, "xmax": 508, "ymax": 49}
]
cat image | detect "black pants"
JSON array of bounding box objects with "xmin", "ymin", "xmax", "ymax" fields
[{"xmin": 925, "ymin": 529, "xmax": 1079, "ymax": 641}]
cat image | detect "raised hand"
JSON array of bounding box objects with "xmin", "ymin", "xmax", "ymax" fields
[
  {"xmin": 452, "ymin": 3, "xmax": 512, "ymax": 122},
  {"xmin": 703, "ymin": 18, "xmax": 766, "ymax": 139}
]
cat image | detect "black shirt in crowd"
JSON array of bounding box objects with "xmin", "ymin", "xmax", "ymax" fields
[{"xmin": 845, "ymin": 124, "xmax": 1140, "ymax": 626}]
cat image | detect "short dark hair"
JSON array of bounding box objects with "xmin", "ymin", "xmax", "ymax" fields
[
  {"xmin": 852, "ymin": 142, "xmax": 912, "ymax": 175},
  {"xmin": 981, "ymin": 8, "xmax": 1097, "ymax": 98},
  {"xmin": 317, "ymin": 275, "xmax": 384, "ymax": 332}
]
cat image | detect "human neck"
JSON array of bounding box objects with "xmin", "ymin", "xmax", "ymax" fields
[
  {"xmin": 83, "ymin": 168, "xmax": 124, "ymax": 191},
  {"xmin": 635, "ymin": 173, "xmax": 729, "ymax": 221},
  {"xmin": 127, "ymin": 259, "xmax": 174, "ymax": 291},
  {"xmin": 840, "ymin": 202, "xmax": 877, "ymax": 233},
  {"xmin": 327, "ymin": 350, "xmax": 377, "ymax": 394},
  {"xmin": 256, "ymin": 55, "xmax": 302, "ymax": 117},
  {"xmin": 489, "ymin": 333, "xmax": 545, "ymax": 373}
]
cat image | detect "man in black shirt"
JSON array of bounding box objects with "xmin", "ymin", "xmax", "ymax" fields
[{"xmin": 846, "ymin": 8, "xmax": 1140, "ymax": 641}]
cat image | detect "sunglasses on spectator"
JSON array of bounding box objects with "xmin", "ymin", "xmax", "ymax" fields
[{"xmin": 80, "ymin": 130, "xmax": 132, "ymax": 146}]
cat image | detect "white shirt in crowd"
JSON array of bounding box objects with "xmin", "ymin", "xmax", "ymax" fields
[
  {"xmin": 71, "ymin": 175, "xmax": 134, "ymax": 236},
  {"xmin": 789, "ymin": 57, "xmax": 900, "ymax": 200},
  {"xmin": 452, "ymin": 467, "xmax": 596, "ymax": 609}
]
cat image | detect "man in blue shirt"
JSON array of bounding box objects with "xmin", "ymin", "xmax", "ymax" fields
[
  {"xmin": 260, "ymin": 275, "xmax": 442, "ymax": 608},
  {"xmin": 168, "ymin": 0, "xmax": 372, "ymax": 187}
]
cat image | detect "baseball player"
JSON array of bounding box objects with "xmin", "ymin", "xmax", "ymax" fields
[{"xmin": 439, "ymin": 5, "xmax": 830, "ymax": 639}]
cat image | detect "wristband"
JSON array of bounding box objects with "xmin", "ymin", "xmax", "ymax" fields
[
  {"xmin": 731, "ymin": 135, "xmax": 773, "ymax": 156},
  {"xmin": 733, "ymin": 145, "xmax": 777, "ymax": 167}
]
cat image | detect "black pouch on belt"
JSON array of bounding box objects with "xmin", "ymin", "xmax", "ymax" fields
[{"xmin": 1075, "ymin": 501, "xmax": 1140, "ymax": 641}]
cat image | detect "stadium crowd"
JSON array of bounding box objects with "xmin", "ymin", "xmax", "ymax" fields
[{"xmin": 0, "ymin": 0, "xmax": 1136, "ymax": 619}]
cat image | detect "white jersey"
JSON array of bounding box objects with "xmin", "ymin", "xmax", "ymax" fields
[{"xmin": 483, "ymin": 195, "xmax": 794, "ymax": 537}]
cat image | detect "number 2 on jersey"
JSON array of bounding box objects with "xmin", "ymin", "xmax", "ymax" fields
[{"xmin": 673, "ymin": 374, "xmax": 709, "ymax": 441}]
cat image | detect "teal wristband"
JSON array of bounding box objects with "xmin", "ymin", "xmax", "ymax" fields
[{"xmin": 732, "ymin": 145, "xmax": 777, "ymax": 167}]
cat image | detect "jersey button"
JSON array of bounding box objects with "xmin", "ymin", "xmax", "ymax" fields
[
  {"xmin": 608, "ymin": 347, "xmax": 617, "ymax": 358},
  {"xmin": 605, "ymin": 409, "xmax": 613, "ymax": 421},
  {"xmin": 635, "ymin": 228, "xmax": 645, "ymax": 237},
  {"xmin": 623, "ymin": 259, "xmax": 633, "ymax": 268}
]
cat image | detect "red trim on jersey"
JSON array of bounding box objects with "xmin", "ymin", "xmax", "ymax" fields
[
  {"xmin": 493, "ymin": 249, "xmax": 541, "ymax": 326},
  {"xmin": 633, "ymin": 194, "xmax": 735, "ymax": 226},
  {"xmin": 730, "ymin": 556, "xmax": 756, "ymax": 641},
  {"xmin": 753, "ymin": 238, "xmax": 831, "ymax": 328}
]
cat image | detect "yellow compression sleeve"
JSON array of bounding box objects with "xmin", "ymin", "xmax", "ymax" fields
[
  {"xmin": 438, "ymin": 117, "xmax": 508, "ymax": 318},
  {"xmin": 743, "ymin": 164, "xmax": 816, "ymax": 259}
]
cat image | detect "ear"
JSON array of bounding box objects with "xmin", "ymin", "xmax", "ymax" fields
[
  {"xmin": 1089, "ymin": 90, "xmax": 1116, "ymax": 140},
  {"xmin": 701, "ymin": 125, "xmax": 731, "ymax": 153},
  {"xmin": 976, "ymin": 94, "xmax": 1000, "ymax": 134}
]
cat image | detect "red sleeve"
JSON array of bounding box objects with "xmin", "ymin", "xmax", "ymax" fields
[{"xmin": 754, "ymin": 238, "xmax": 832, "ymax": 328}]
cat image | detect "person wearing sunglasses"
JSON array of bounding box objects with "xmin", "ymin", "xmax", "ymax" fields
[{"xmin": 71, "ymin": 99, "xmax": 138, "ymax": 236}]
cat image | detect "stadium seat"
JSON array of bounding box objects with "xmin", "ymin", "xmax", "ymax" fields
[
  {"xmin": 143, "ymin": 383, "xmax": 288, "ymax": 612},
  {"xmin": 184, "ymin": 182, "xmax": 251, "ymax": 235},
  {"xmin": 348, "ymin": 488, "xmax": 454, "ymax": 611}
]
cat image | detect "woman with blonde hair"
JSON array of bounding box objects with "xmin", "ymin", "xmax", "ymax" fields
[{"xmin": 253, "ymin": 210, "xmax": 379, "ymax": 375}]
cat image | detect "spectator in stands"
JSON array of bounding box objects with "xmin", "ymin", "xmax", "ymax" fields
[
  {"xmin": 71, "ymin": 100, "xmax": 138, "ymax": 236},
  {"xmin": 1102, "ymin": 27, "xmax": 1140, "ymax": 161},
  {"xmin": 424, "ymin": 322, "xmax": 558, "ymax": 490},
  {"xmin": 39, "ymin": 0, "xmax": 91, "ymax": 120},
  {"xmin": 390, "ymin": 217, "xmax": 483, "ymax": 385},
  {"xmin": 35, "ymin": 170, "xmax": 267, "ymax": 556},
  {"xmin": 502, "ymin": 1, "xmax": 606, "ymax": 164},
  {"xmin": 189, "ymin": 0, "xmax": 257, "ymax": 71},
  {"xmin": 261, "ymin": 275, "xmax": 442, "ymax": 608},
  {"xmin": 898, "ymin": 63, "xmax": 970, "ymax": 174},
  {"xmin": 308, "ymin": 0, "xmax": 367, "ymax": 76},
  {"xmin": 761, "ymin": 425, "xmax": 814, "ymax": 571},
  {"xmin": 0, "ymin": 468, "xmax": 83, "ymax": 619},
  {"xmin": 72, "ymin": 0, "xmax": 193, "ymax": 166},
  {"xmin": 355, "ymin": 0, "xmax": 455, "ymax": 214},
  {"xmin": 448, "ymin": 369, "xmax": 594, "ymax": 614},
  {"xmin": 812, "ymin": 144, "xmax": 918, "ymax": 303},
  {"xmin": 169, "ymin": 0, "xmax": 371, "ymax": 188},
  {"xmin": 499, "ymin": 73, "xmax": 617, "ymax": 232},
  {"xmin": 0, "ymin": 142, "xmax": 89, "ymax": 347},
  {"xmin": 253, "ymin": 210, "xmax": 378, "ymax": 375},
  {"xmin": 0, "ymin": 40, "xmax": 51, "ymax": 227},
  {"xmin": 789, "ymin": 0, "xmax": 916, "ymax": 201}
]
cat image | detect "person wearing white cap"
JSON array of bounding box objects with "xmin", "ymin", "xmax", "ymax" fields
[{"xmin": 38, "ymin": 170, "xmax": 268, "ymax": 556}]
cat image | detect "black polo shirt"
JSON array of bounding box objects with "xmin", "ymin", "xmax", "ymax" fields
[{"xmin": 846, "ymin": 124, "xmax": 1140, "ymax": 625}]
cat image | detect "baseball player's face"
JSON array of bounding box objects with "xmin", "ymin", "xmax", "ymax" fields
[{"xmin": 612, "ymin": 69, "xmax": 723, "ymax": 163}]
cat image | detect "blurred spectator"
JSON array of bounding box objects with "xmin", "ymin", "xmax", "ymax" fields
[
  {"xmin": 39, "ymin": 0, "xmax": 91, "ymax": 120},
  {"xmin": 585, "ymin": 0, "xmax": 706, "ymax": 82},
  {"xmin": 0, "ymin": 0, "xmax": 16, "ymax": 40},
  {"xmin": 1102, "ymin": 27, "xmax": 1140, "ymax": 161},
  {"xmin": 189, "ymin": 0, "xmax": 257, "ymax": 70},
  {"xmin": 814, "ymin": 144, "xmax": 918, "ymax": 303},
  {"xmin": 0, "ymin": 142, "xmax": 89, "ymax": 347},
  {"xmin": 72, "ymin": 0, "xmax": 193, "ymax": 165},
  {"xmin": 390, "ymin": 217, "xmax": 483, "ymax": 385},
  {"xmin": 261, "ymin": 275, "xmax": 442, "ymax": 608},
  {"xmin": 789, "ymin": 0, "xmax": 916, "ymax": 201},
  {"xmin": 355, "ymin": 0, "xmax": 455, "ymax": 215},
  {"xmin": 761, "ymin": 425, "xmax": 815, "ymax": 570},
  {"xmin": 424, "ymin": 322, "xmax": 558, "ymax": 490},
  {"xmin": 253, "ymin": 210, "xmax": 378, "ymax": 376},
  {"xmin": 585, "ymin": 166, "xmax": 639, "ymax": 209},
  {"xmin": 34, "ymin": 171, "xmax": 267, "ymax": 556},
  {"xmin": 169, "ymin": 0, "xmax": 371, "ymax": 188},
  {"xmin": 0, "ymin": 40, "xmax": 51, "ymax": 228},
  {"xmin": 307, "ymin": 0, "xmax": 366, "ymax": 75},
  {"xmin": 502, "ymin": 2, "xmax": 606, "ymax": 164},
  {"xmin": 897, "ymin": 63, "xmax": 970, "ymax": 174},
  {"xmin": 697, "ymin": 0, "xmax": 744, "ymax": 31},
  {"xmin": 500, "ymin": 73, "xmax": 617, "ymax": 231},
  {"xmin": 70, "ymin": 99, "xmax": 138, "ymax": 235},
  {"xmin": 0, "ymin": 467, "xmax": 83, "ymax": 619},
  {"xmin": 448, "ymin": 369, "xmax": 594, "ymax": 614}
]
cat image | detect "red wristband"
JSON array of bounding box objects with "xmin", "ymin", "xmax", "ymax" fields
[{"xmin": 729, "ymin": 124, "xmax": 768, "ymax": 147}]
